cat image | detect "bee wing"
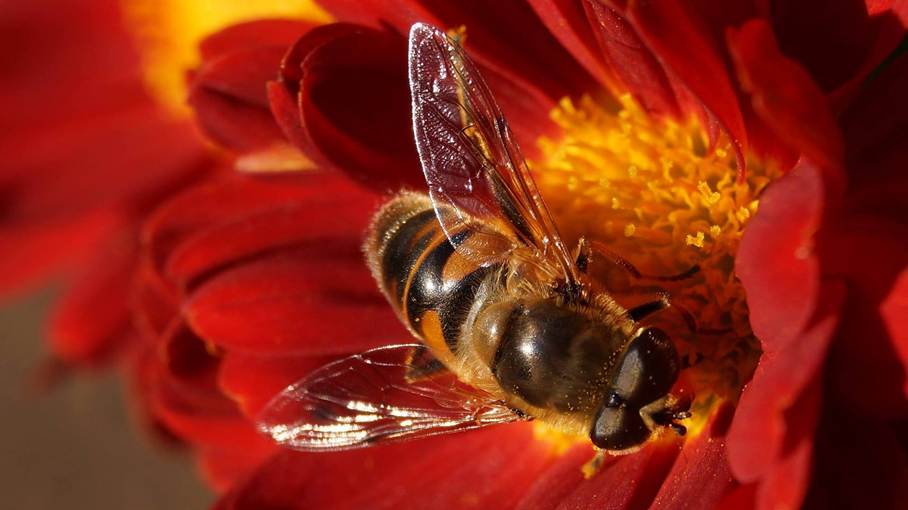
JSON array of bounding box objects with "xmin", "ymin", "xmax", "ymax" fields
[
  {"xmin": 408, "ymin": 23, "xmax": 579, "ymax": 284},
  {"xmin": 256, "ymin": 343, "xmax": 528, "ymax": 451}
]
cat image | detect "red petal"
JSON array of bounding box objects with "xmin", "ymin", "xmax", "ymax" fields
[
  {"xmin": 199, "ymin": 20, "xmax": 312, "ymax": 61},
  {"xmin": 0, "ymin": 209, "xmax": 121, "ymax": 301},
  {"xmin": 557, "ymin": 437, "xmax": 682, "ymax": 509},
  {"xmin": 280, "ymin": 23, "xmax": 424, "ymax": 191},
  {"xmin": 526, "ymin": 0, "xmax": 609, "ymax": 85},
  {"xmin": 319, "ymin": 0, "xmax": 597, "ymax": 103},
  {"xmin": 770, "ymin": 1, "xmax": 908, "ymax": 100},
  {"xmin": 189, "ymin": 46, "xmax": 289, "ymax": 151},
  {"xmin": 143, "ymin": 174, "xmax": 335, "ymax": 278},
  {"xmin": 190, "ymin": 20, "xmax": 313, "ymax": 153},
  {"xmin": 628, "ymin": 0, "xmax": 748, "ymax": 169},
  {"xmin": 727, "ymin": 281, "xmax": 844, "ymax": 483},
  {"xmin": 215, "ymin": 425, "xmax": 554, "ymax": 510},
  {"xmin": 841, "ymin": 52, "xmax": 908, "ymax": 193},
  {"xmin": 727, "ymin": 20, "xmax": 844, "ymax": 174},
  {"xmin": 48, "ymin": 232, "xmax": 137, "ymax": 365},
  {"xmin": 881, "ymin": 267, "xmax": 908, "ymax": 396},
  {"xmin": 197, "ymin": 447, "xmax": 272, "ymax": 493},
  {"xmin": 650, "ymin": 403, "xmax": 736, "ymax": 510},
  {"xmin": 515, "ymin": 445, "xmax": 594, "ymax": 510},
  {"xmin": 821, "ymin": 216, "xmax": 908, "ymax": 419},
  {"xmin": 162, "ymin": 175, "xmax": 378, "ymax": 287},
  {"xmin": 736, "ymin": 160, "xmax": 824, "ymax": 352},
  {"xmin": 185, "ymin": 247, "xmax": 406, "ymax": 355},
  {"xmin": 582, "ymin": 0, "xmax": 682, "ymax": 117},
  {"xmin": 805, "ymin": 409, "xmax": 908, "ymax": 508},
  {"xmin": 218, "ymin": 352, "xmax": 334, "ymax": 417}
]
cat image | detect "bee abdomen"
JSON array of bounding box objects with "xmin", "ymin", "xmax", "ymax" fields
[{"xmin": 366, "ymin": 192, "xmax": 503, "ymax": 359}]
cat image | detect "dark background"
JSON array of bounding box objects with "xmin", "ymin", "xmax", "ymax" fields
[{"xmin": 0, "ymin": 290, "xmax": 210, "ymax": 509}]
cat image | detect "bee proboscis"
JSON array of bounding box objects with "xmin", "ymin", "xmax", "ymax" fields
[{"xmin": 257, "ymin": 23, "xmax": 692, "ymax": 454}]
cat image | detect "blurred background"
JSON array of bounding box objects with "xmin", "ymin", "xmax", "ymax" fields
[{"xmin": 0, "ymin": 290, "xmax": 210, "ymax": 509}]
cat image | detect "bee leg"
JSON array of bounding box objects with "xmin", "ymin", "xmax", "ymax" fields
[
  {"xmin": 588, "ymin": 240, "xmax": 700, "ymax": 281},
  {"xmin": 628, "ymin": 295, "xmax": 671, "ymax": 321},
  {"xmin": 671, "ymin": 299, "xmax": 733, "ymax": 335},
  {"xmin": 581, "ymin": 449, "xmax": 608, "ymax": 479},
  {"xmin": 574, "ymin": 237, "xmax": 592, "ymax": 273}
]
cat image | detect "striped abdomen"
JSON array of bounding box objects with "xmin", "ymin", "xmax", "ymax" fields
[{"xmin": 365, "ymin": 192, "xmax": 507, "ymax": 368}]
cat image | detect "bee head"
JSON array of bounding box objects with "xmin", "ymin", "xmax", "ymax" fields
[{"xmin": 589, "ymin": 327, "xmax": 688, "ymax": 451}]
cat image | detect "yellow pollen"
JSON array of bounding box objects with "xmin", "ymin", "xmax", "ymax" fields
[
  {"xmin": 123, "ymin": 0, "xmax": 331, "ymax": 115},
  {"xmin": 533, "ymin": 93, "xmax": 781, "ymax": 437}
]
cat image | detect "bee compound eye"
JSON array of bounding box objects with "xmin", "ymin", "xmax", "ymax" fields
[
  {"xmin": 589, "ymin": 404, "xmax": 649, "ymax": 451},
  {"xmin": 609, "ymin": 327, "xmax": 680, "ymax": 407}
]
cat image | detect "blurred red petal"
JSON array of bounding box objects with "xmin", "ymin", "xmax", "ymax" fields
[
  {"xmin": 727, "ymin": 20, "xmax": 844, "ymax": 174},
  {"xmin": 48, "ymin": 232, "xmax": 137, "ymax": 364},
  {"xmin": 0, "ymin": 210, "xmax": 121, "ymax": 300},
  {"xmin": 650, "ymin": 403, "xmax": 736, "ymax": 510},
  {"xmin": 727, "ymin": 281, "xmax": 844, "ymax": 484},
  {"xmin": 215, "ymin": 425, "xmax": 553, "ymax": 510},
  {"xmin": 736, "ymin": 161, "xmax": 825, "ymax": 351},
  {"xmin": 197, "ymin": 447, "xmax": 274, "ymax": 493}
]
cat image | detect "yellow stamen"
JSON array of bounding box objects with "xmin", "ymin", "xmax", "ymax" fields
[
  {"xmin": 532, "ymin": 94, "xmax": 780, "ymax": 441},
  {"xmin": 123, "ymin": 0, "xmax": 331, "ymax": 115}
]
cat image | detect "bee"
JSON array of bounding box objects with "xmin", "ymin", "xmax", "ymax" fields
[{"xmin": 257, "ymin": 23, "xmax": 691, "ymax": 454}]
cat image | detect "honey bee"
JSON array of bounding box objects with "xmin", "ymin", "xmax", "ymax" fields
[{"xmin": 257, "ymin": 23, "xmax": 691, "ymax": 454}]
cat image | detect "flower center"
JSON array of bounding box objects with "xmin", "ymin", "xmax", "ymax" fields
[
  {"xmin": 123, "ymin": 0, "xmax": 330, "ymax": 114},
  {"xmin": 532, "ymin": 94, "xmax": 780, "ymax": 440}
]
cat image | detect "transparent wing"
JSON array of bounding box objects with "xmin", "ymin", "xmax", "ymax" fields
[
  {"xmin": 408, "ymin": 23, "xmax": 579, "ymax": 284},
  {"xmin": 256, "ymin": 343, "xmax": 527, "ymax": 451}
]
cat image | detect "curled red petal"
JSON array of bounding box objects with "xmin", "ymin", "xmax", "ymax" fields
[
  {"xmin": 727, "ymin": 19, "xmax": 844, "ymax": 175},
  {"xmin": 727, "ymin": 281, "xmax": 844, "ymax": 484},
  {"xmin": 279, "ymin": 23, "xmax": 424, "ymax": 191},
  {"xmin": 526, "ymin": 0, "xmax": 609, "ymax": 85},
  {"xmin": 736, "ymin": 160, "xmax": 824, "ymax": 352},
  {"xmin": 628, "ymin": 0, "xmax": 748, "ymax": 169},
  {"xmin": 582, "ymin": 0, "xmax": 682, "ymax": 117},
  {"xmin": 215, "ymin": 425, "xmax": 553, "ymax": 510},
  {"xmin": 881, "ymin": 267, "xmax": 908, "ymax": 398},
  {"xmin": 189, "ymin": 20, "xmax": 313, "ymax": 153}
]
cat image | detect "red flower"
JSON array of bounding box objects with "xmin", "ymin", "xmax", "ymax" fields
[
  {"xmin": 171, "ymin": 1, "xmax": 908, "ymax": 508},
  {"xmin": 9, "ymin": 0, "xmax": 907, "ymax": 508},
  {"xmin": 0, "ymin": 0, "xmax": 214, "ymax": 368}
]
